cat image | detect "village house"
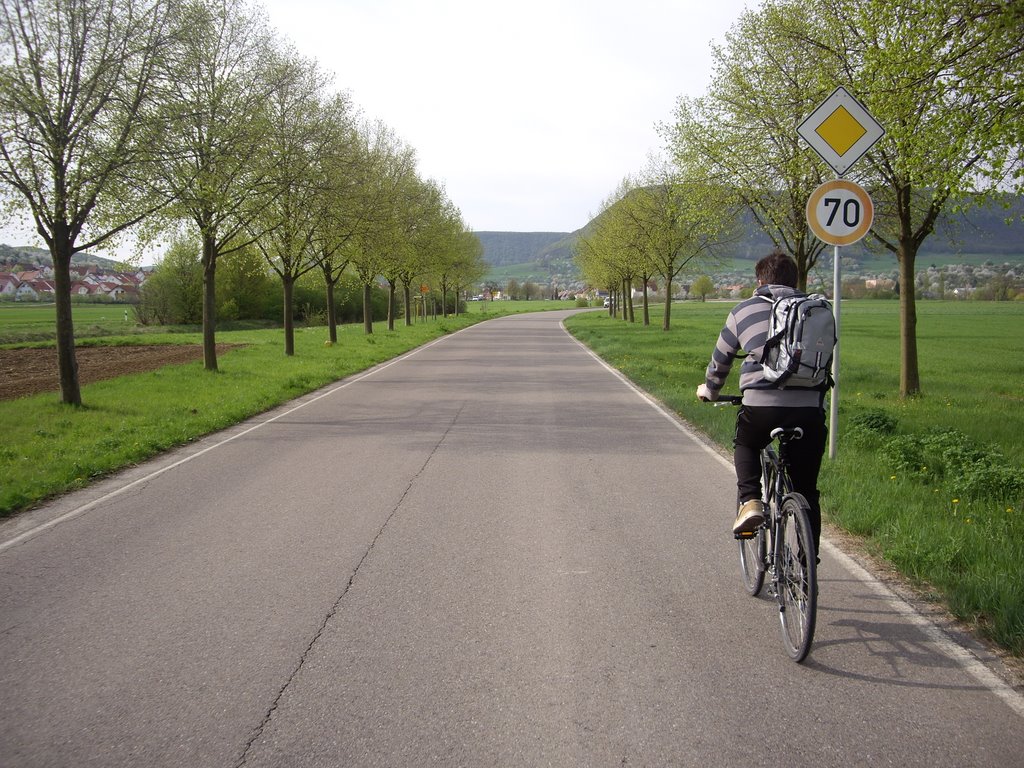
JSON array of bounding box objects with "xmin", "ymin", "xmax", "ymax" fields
[{"xmin": 0, "ymin": 273, "xmax": 19, "ymax": 296}]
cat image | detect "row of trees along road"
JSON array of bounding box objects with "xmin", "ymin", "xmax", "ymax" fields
[
  {"xmin": 0, "ymin": 0, "xmax": 485, "ymax": 406},
  {"xmin": 578, "ymin": 0, "xmax": 1023, "ymax": 397}
]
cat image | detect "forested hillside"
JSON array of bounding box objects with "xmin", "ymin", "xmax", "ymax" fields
[
  {"xmin": 478, "ymin": 192, "xmax": 1024, "ymax": 274},
  {"xmin": 475, "ymin": 232, "xmax": 572, "ymax": 266}
]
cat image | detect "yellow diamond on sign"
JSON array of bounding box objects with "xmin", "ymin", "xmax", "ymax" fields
[
  {"xmin": 815, "ymin": 106, "xmax": 867, "ymax": 157},
  {"xmin": 797, "ymin": 86, "xmax": 884, "ymax": 175}
]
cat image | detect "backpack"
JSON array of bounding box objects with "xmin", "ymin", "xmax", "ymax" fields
[{"xmin": 759, "ymin": 294, "xmax": 836, "ymax": 389}]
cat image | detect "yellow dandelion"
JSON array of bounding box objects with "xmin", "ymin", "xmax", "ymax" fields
[{"xmin": 952, "ymin": 498, "xmax": 960, "ymax": 504}]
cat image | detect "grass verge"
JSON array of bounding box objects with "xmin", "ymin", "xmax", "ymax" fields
[{"xmin": 564, "ymin": 300, "xmax": 1024, "ymax": 657}]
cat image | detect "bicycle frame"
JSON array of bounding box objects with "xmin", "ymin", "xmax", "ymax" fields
[{"xmin": 760, "ymin": 430, "xmax": 800, "ymax": 601}]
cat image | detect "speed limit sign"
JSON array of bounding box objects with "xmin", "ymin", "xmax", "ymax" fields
[{"xmin": 806, "ymin": 179, "xmax": 874, "ymax": 246}]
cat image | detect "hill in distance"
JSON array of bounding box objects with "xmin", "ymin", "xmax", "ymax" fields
[
  {"xmin": 475, "ymin": 231, "xmax": 578, "ymax": 284},
  {"xmin": 476, "ymin": 192, "xmax": 1024, "ymax": 285},
  {"xmin": 0, "ymin": 243, "xmax": 127, "ymax": 271}
]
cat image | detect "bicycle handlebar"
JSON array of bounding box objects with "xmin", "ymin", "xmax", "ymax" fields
[{"xmin": 707, "ymin": 395, "xmax": 743, "ymax": 406}]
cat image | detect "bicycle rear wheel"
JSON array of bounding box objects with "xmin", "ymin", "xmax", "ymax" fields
[
  {"xmin": 776, "ymin": 493, "xmax": 817, "ymax": 662},
  {"xmin": 738, "ymin": 527, "xmax": 766, "ymax": 596}
]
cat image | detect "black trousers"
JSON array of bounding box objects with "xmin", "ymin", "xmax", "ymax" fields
[{"xmin": 734, "ymin": 405, "xmax": 827, "ymax": 549}]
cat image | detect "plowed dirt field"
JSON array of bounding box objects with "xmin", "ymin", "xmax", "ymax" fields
[{"xmin": 0, "ymin": 344, "xmax": 235, "ymax": 401}]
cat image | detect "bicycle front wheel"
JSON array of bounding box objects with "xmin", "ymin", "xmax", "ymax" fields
[
  {"xmin": 738, "ymin": 527, "xmax": 766, "ymax": 596},
  {"xmin": 776, "ymin": 493, "xmax": 817, "ymax": 662}
]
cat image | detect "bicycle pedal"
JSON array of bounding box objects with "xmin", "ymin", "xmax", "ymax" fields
[{"xmin": 734, "ymin": 531, "xmax": 756, "ymax": 540}]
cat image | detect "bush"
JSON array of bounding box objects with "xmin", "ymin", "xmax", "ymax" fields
[
  {"xmin": 880, "ymin": 427, "xmax": 1023, "ymax": 504},
  {"xmin": 847, "ymin": 408, "xmax": 897, "ymax": 447}
]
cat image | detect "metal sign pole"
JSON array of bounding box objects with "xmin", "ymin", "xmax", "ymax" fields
[{"xmin": 830, "ymin": 242, "xmax": 841, "ymax": 459}]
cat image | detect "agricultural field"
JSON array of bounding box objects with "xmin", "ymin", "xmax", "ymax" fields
[{"xmin": 0, "ymin": 302, "xmax": 143, "ymax": 344}]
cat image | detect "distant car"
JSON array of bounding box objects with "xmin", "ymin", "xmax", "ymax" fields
[{"xmin": 602, "ymin": 298, "xmax": 610, "ymax": 307}]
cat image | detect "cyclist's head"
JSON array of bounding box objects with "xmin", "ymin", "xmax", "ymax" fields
[{"xmin": 755, "ymin": 249, "xmax": 798, "ymax": 288}]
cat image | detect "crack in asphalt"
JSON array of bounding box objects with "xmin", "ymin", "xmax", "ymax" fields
[{"xmin": 234, "ymin": 401, "xmax": 467, "ymax": 767}]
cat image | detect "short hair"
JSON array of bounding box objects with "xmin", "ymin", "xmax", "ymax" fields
[{"xmin": 755, "ymin": 249, "xmax": 798, "ymax": 288}]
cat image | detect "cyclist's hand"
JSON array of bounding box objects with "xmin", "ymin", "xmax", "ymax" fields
[{"xmin": 696, "ymin": 384, "xmax": 717, "ymax": 402}]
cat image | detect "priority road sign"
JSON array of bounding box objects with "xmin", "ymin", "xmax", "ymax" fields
[
  {"xmin": 806, "ymin": 179, "xmax": 874, "ymax": 246},
  {"xmin": 798, "ymin": 87, "xmax": 884, "ymax": 175}
]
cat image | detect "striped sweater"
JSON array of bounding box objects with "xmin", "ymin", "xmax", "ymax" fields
[{"xmin": 704, "ymin": 284, "xmax": 824, "ymax": 408}]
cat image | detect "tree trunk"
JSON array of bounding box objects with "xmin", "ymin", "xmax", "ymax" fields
[
  {"xmin": 898, "ymin": 242, "xmax": 921, "ymax": 396},
  {"xmin": 642, "ymin": 279, "xmax": 650, "ymax": 327},
  {"xmin": 387, "ymin": 279, "xmax": 397, "ymax": 331},
  {"xmin": 362, "ymin": 282, "xmax": 373, "ymax": 334},
  {"xmin": 325, "ymin": 274, "xmax": 338, "ymax": 343},
  {"xmin": 51, "ymin": 235, "xmax": 81, "ymax": 406},
  {"xmin": 403, "ymin": 283, "xmax": 412, "ymax": 326},
  {"xmin": 662, "ymin": 277, "xmax": 673, "ymax": 331},
  {"xmin": 201, "ymin": 232, "xmax": 218, "ymax": 371},
  {"xmin": 283, "ymin": 274, "xmax": 295, "ymax": 356}
]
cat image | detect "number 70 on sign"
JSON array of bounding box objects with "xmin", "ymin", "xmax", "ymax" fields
[{"xmin": 806, "ymin": 179, "xmax": 874, "ymax": 246}]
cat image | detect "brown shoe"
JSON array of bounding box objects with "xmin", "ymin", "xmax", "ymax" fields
[{"xmin": 733, "ymin": 499, "xmax": 765, "ymax": 535}]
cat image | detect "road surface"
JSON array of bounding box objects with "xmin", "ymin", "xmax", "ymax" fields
[{"xmin": 2, "ymin": 310, "xmax": 1022, "ymax": 767}]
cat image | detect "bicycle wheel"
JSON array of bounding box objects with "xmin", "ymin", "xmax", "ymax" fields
[
  {"xmin": 738, "ymin": 526, "xmax": 766, "ymax": 596},
  {"xmin": 776, "ymin": 493, "xmax": 817, "ymax": 662}
]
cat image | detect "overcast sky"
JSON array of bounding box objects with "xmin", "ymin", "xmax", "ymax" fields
[{"xmin": 1, "ymin": 0, "xmax": 753, "ymax": 258}]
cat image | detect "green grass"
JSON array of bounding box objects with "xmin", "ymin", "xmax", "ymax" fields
[
  {"xmin": 564, "ymin": 299, "xmax": 1024, "ymax": 656},
  {"xmin": 466, "ymin": 298, "xmax": 576, "ymax": 314}
]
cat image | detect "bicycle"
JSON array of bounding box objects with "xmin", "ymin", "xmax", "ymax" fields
[{"xmin": 713, "ymin": 395, "xmax": 818, "ymax": 662}]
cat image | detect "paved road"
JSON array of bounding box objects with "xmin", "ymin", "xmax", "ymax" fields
[{"xmin": 2, "ymin": 310, "xmax": 1022, "ymax": 767}]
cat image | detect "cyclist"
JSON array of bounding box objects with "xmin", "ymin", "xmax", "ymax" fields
[{"xmin": 695, "ymin": 250, "xmax": 827, "ymax": 552}]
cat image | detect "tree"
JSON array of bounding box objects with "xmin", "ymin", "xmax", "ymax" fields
[
  {"xmin": 0, "ymin": 0, "xmax": 176, "ymax": 404},
  {"xmin": 137, "ymin": 237, "xmax": 203, "ymax": 324},
  {"xmin": 348, "ymin": 122, "xmax": 417, "ymax": 334},
  {"xmin": 380, "ymin": 174, "xmax": 440, "ymax": 330},
  {"xmin": 804, "ymin": 0, "xmax": 1024, "ymax": 395},
  {"xmin": 573, "ymin": 194, "xmax": 632, "ymax": 318},
  {"xmin": 619, "ymin": 157, "xmax": 737, "ymax": 330},
  {"xmin": 216, "ymin": 242, "xmax": 274, "ymax": 320},
  {"xmin": 505, "ymin": 278, "xmax": 520, "ymax": 301},
  {"xmin": 601, "ymin": 177, "xmax": 655, "ymax": 324},
  {"xmin": 250, "ymin": 50, "xmax": 342, "ymax": 355},
  {"xmin": 156, "ymin": 0, "xmax": 282, "ymax": 371},
  {"xmin": 436, "ymin": 226, "xmax": 485, "ymax": 318},
  {"xmin": 313, "ymin": 112, "xmax": 373, "ymax": 343},
  {"xmin": 691, "ymin": 275, "xmax": 715, "ymax": 302},
  {"xmin": 663, "ymin": 0, "xmax": 830, "ymax": 291},
  {"xmin": 452, "ymin": 230, "xmax": 486, "ymax": 314}
]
